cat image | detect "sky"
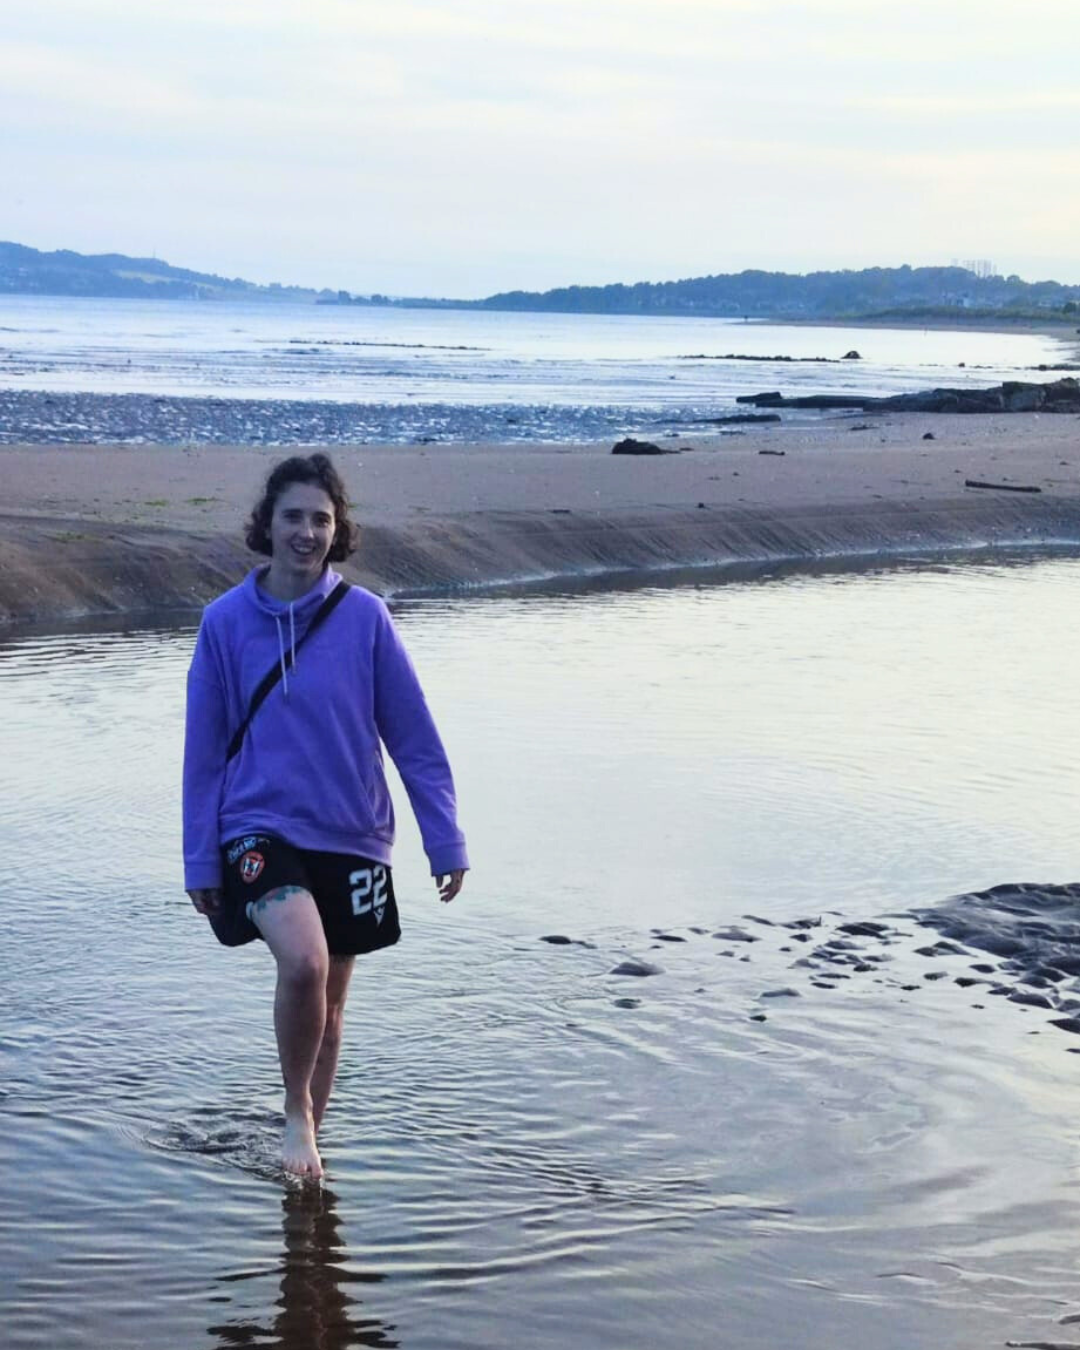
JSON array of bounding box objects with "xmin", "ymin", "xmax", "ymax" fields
[{"xmin": 3, "ymin": 0, "xmax": 1079, "ymax": 297}]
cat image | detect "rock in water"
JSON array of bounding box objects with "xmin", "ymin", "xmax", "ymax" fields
[
  {"xmin": 610, "ymin": 959, "xmax": 663, "ymax": 977},
  {"xmin": 712, "ymin": 926, "xmax": 758, "ymax": 943}
]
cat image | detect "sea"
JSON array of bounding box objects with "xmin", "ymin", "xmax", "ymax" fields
[
  {"xmin": 5, "ymin": 559, "xmax": 1080, "ymax": 1349},
  {"xmin": 4, "ymin": 295, "xmax": 1080, "ymax": 1349},
  {"xmin": 0, "ymin": 293, "xmax": 1073, "ymax": 443}
]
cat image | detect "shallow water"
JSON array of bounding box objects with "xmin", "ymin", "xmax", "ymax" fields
[
  {"xmin": 0, "ymin": 295, "xmax": 1072, "ymax": 444},
  {"xmin": 5, "ymin": 557, "xmax": 1080, "ymax": 1348}
]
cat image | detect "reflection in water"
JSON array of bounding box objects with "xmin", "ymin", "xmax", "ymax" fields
[{"xmin": 209, "ymin": 1187, "xmax": 397, "ymax": 1350}]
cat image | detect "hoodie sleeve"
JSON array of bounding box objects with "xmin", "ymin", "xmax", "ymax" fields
[
  {"xmin": 182, "ymin": 617, "xmax": 230, "ymax": 890},
  {"xmin": 372, "ymin": 603, "xmax": 469, "ymax": 877}
]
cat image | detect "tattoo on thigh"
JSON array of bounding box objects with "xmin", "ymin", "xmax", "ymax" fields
[{"xmin": 246, "ymin": 885, "xmax": 309, "ymax": 919}]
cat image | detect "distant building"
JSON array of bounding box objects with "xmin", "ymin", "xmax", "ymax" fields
[{"xmin": 952, "ymin": 258, "xmax": 998, "ymax": 279}]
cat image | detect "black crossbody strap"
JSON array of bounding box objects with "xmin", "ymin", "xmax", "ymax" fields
[{"xmin": 225, "ymin": 580, "xmax": 350, "ymax": 763}]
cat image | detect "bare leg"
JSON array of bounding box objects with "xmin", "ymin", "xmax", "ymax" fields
[
  {"xmin": 312, "ymin": 955, "xmax": 355, "ymax": 1134},
  {"xmin": 250, "ymin": 886, "xmax": 329, "ymax": 1179}
]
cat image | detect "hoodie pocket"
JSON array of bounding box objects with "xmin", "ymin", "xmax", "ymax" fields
[{"xmin": 360, "ymin": 758, "xmax": 394, "ymax": 840}]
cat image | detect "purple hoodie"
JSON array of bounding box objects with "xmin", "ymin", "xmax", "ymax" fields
[{"xmin": 183, "ymin": 566, "xmax": 468, "ymax": 891}]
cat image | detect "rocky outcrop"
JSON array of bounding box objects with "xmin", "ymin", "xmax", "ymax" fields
[
  {"xmin": 737, "ymin": 377, "xmax": 1080, "ymax": 414},
  {"xmin": 684, "ymin": 413, "xmax": 782, "ymax": 425},
  {"xmin": 737, "ymin": 392, "xmax": 867, "ymax": 409}
]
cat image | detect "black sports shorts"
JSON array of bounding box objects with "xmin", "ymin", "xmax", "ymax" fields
[{"xmin": 213, "ymin": 832, "xmax": 401, "ymax": 956}]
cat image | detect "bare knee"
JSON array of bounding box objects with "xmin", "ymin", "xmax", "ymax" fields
[{"xmin": 277, "ymin": 946, "xmax": 329, "ymax": 992}]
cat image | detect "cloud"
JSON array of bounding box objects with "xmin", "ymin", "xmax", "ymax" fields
[{"xmin": 2, "ymin": 0, "xmax": 1078, "ymax": 291}]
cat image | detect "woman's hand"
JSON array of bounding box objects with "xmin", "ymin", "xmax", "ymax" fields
[
  {"xmin": 187, "ymin": 887, "xmax": 224, "ymax": 916},
  {"xmin": 436, "ymin": 871, "xmax": 465, "ymax": 904}
]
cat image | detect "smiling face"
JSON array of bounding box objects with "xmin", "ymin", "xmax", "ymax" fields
[{"xmin": 265, "ymin": 481, "xmax": 336, "ymax": 596}]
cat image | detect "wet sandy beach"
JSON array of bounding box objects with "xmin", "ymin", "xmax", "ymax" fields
[{"xmin": 2, "ymin": 411, "xmax": 1079, "ymax": 622}]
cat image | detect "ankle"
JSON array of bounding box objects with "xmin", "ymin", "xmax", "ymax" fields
[{"xmin": 283, "ymin": 1091, "xmax": 314, "ymax": 1122}]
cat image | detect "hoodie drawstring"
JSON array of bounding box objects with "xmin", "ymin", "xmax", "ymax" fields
[
  {"xmin": 271, "ymin": 602, "xmax": 301, "ymax": 699},
  {"xmin": 273, "ymin": 605, "xmax": 297, "ymax": 698},
  {"xmin": 273, "ymin": 613, "xmax": 288, "ymax": 697}
]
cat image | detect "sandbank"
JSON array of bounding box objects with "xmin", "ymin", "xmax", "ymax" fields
[{"xmin": 1, "ymin": 413, "xmax": 1079, "ymax": 624}]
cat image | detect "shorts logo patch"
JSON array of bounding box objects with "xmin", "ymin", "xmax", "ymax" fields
[
  {"xmin": 239, "ymin": 851, "xmax": 265, "ymax": 883},
  {"xmin": 227, "ymin": 834, "xmax": 266, "ymax": 865}
]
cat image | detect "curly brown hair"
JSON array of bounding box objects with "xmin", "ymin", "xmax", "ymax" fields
[{"xmin": 245, "ymin": 453, "xmax": 359, "ymax": 560}]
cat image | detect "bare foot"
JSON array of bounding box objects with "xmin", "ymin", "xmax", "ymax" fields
[{"xmin": 282, "ymin": 1109, "xmax": 323, "ymax": 1180}]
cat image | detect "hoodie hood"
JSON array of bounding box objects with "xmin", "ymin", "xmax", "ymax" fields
[
  {"xmin": 242, "ymin": 564, "xmax": 341, "ymax": 616},
  {"xmin": 241, "ymin": 566, "xmax": 342, "ymax": 697}
]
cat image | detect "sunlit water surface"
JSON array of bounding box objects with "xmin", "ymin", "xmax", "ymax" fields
[
  {"xmin": 4, "ymin": 557, "xmax": 1080, "ymax": 1349},
  {"xmin": 0, "ymin": 294, "xmax": 1069, "ymax": 404}
]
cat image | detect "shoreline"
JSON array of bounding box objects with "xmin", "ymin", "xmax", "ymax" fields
[
  {"xmin": 764, "ymin": 314, "xmax": 1080, "ymax": 342},
  {"xmin": 3, "ymin": 413, "xmax": 1080, "ymax": 625}
]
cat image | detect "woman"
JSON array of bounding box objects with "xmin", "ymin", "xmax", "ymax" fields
[{"xmin": 183, "ymin": 452, "xmax": 467, "ymax": 1180}]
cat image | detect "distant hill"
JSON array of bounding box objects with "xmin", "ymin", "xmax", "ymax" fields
[
  {"xmin": 0, "ymin": 241, "xmax": 325, "ymax": 302},
  {"xmin": 3, "ymin": 243, "xmax": 1079, "ymax": 322},
  {"xmin": 478, "ymin": 265, "xmax": 1080, "ymax": 321}
]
